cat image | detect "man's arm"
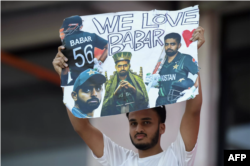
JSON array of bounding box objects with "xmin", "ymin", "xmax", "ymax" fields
[
  {"xmin": 180, "ymin": 73, "xmax": 202, "ymax": 152},
  {"xmin": 53, "ymin": 46, "xmax": 104, "ymax": 158},
  {"xmin": 66, "ymin": 107, "xmax": 104, "ymax": 157},
  {"xmin": 194, "ymin": 75, "xmax": 199, "ymax": 88},
  {"xmin": 179, "ymin": 26, "xmax": 204, "ymax": 151}
]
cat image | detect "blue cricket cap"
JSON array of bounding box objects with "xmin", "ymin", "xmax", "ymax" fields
[{"xmin": 73, "ymin": 69, "xmax": 106, "ymax": 91}]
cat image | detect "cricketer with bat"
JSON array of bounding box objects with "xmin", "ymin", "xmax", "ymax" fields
[
  {"xmin": 146, "ymin": 27, "xmax": 205, "ymax": 106},
  {"xmin": 59, "ymin": 15, "xmax": 108, "ymax": 86}
]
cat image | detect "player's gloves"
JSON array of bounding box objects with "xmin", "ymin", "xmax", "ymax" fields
[
  {"xmin": 176, "ymin": 86, "xmax": 197, "ymax": 103},
  {"xmin": 145, "ymin": 73, "xmax": 161, "ymax": 88},
  {"xmin": 93, "ymin": 58, "xmax": 103, "ymax": 73}
]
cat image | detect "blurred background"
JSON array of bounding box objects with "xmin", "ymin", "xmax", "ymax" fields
[{"xmin": 1, "ymin": 1, "xmax": 250, "ymax": 166}]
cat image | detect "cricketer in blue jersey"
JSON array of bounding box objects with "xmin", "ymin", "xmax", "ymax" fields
[
  {"xmin": 71, "ymin": 69, "xmax": 106, "ymax": 118},
  {"xmin": 59, "ymin": 15, "xmax": 108, "ymax": 86}
]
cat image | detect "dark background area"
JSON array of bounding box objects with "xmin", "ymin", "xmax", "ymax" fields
[{"xmin": 218, "ymin": 10, "xmax": 250, "ymax": 166}]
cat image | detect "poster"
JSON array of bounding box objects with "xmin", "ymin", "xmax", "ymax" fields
[{"xmin": 60, "ymin": 5, "xmax": 200, "ymax": 118}]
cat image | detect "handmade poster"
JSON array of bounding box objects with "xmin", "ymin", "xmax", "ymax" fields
[{"xmin": 60, "ymin": 5, "xmax": 200, "ymax": 118}]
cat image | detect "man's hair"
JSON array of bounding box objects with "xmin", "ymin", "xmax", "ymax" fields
[
  {"xmin": 164, "ymin": 33, "xmax": 181, "ymax": 44},
  {"xmin": 115, "ymin": 60, "xmax": 130, "ymax": 65},
  {"xmin": 126, "ymin": 105, "xmax": 166, "ymax": 123}
]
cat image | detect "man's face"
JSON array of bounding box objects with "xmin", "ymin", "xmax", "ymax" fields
[
  {"xmin": 165, "ymin": 38, "xmax": 181, "ymax": 56},
  {"xmin": 115, "ymin": 61, "xmax": 130, "ymax": 77},
  {"xmin": 76, "ymin": 82, "xmax": 103, "ymax": 111},
  {"xmin": 128, "ymin": 109, "xmax": 165, "ymax": 150}
]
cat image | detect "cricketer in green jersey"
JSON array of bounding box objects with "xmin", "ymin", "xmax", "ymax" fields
[{"xmin": 153, "ymin": 33, "xmax": 199, "ymax": 106}]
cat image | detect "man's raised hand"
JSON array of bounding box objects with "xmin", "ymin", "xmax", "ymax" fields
[
  {"xmin": 52, "ymin": 46, "xmax": 68, "ymax": 76},
  {"xmin": 120, "ymin": 80, "xmax": 136, "ymax": 93},
  {"xmin": 190, "ymin": 26, "xmax": 205, "ymax": 49}
]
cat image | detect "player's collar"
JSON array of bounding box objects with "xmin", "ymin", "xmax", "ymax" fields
[
  {"xmin": 172, "ymin": 52, "xmax": 182, "ymax": 62},
  {"xmin": 72, "ymin": 107, "xmax": 91, "ymax": 118}
]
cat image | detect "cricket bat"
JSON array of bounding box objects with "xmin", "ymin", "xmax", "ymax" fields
[{"xmin": 146, "ymin": 47, "xmax": 167, "ymax": 92}]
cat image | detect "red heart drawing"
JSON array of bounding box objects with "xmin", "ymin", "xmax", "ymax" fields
[{"xmin": 182, "ymin": 29, "xmax": 195, "ymax": 47}]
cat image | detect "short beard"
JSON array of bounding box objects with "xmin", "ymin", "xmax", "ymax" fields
[
  {"xmin": 130, "ymin": 126, "xmax": 159, "ymax": 150},
  {"xmin": 77, "ymin": 97, "xmax": 100, "ymax": 113},
  {"xmin": 118, "ymin": 70, "xmax": 128, "ymax": 77},
  {"xmin": 165, "ymin": 49, "xmax": 178, "ymax": 57}
]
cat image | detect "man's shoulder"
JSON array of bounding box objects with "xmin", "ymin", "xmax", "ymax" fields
[
  {"xmin": 178, "ymin": 52, "xmax": 193, "ymax": 59},
  {"xmin": 103, "ymin": 133, "xmax": 138, "ymax": 156},
  {"xmin": 81, "ymin": 31, "xmax": 95, "ymax": 36},
  {"xmin": 106, "ymin": 73, "xmax": 117, "ymax": 84},
  {"xmin": 129, "ymin": 71, "xmax": 143, "ymax": 81},
  {"xmin": 63, "ymin": 31, "xmax": 95, "ymax": 41},
  {"xmin": 105, "ymin": 73, "xmax": 117, "ymax": 91}
]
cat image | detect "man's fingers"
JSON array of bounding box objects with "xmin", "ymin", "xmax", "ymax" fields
[
  {"xmin": 56, "ymin": 51, "xmax": 68, "ymax": 61},
  {"xmin": 190, "ymin": 33, "xmax": 200, "ymax": 42},
  {"xmin": 58, "ymin": 45, "xmax": 65, "ymax": 52},
  {"xmin": 193, "ymin": 26, "xmax": 204, "ymax": 35},
  {"xmin": 120, "ymin": 81, "xmax": 128, "ymax": 85},
  {"xmin": 54, "ymin": 58, "xmax": 66, "ymax": 69},
  {"xmin": 58, "ymin": 61, "xmax": 65, "ymax": 69},
  {"xmin": 56, "ymin": 46, "xmax": 68, "ymax": 62},
  {"xmin": 191, "ymin": 26, "xmax": 204, "ymax": 39},
  {"xmin": 123, "ymin": 83, "xmax": 129, "ymax": 87},
  {"xmin": 59, "ymin": 58, "xmax": 68, "ymax": 67},
  {"xmin": 191, "ymin": 30, "xmax": 205, "ymax": 44},
  {"xmin": 54, "ymin": 59, "xmax": 64, "ymax": 69},
  {"xmin": 55, "ymin": 57, "xmax": 65, "ymax": 68},
  {"xmin": 121, "ymin": 82, "xmax": 128, "ymax": 87},
  {"xmin": 53, "ymin": 58, "xmax": 61, "ymax": 66},
  {"xmin": 193, "ymin": 29, "xmax": 201, "ymax": 36},
  {"xmin": 56, "ymin": 55, "xmax": 68, "ymax": 67}
]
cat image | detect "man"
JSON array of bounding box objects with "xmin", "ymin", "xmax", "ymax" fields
[
  {"xmin": 59, "ymin": 15, "xmax": 108, "ymax": 86},
  {"xmin": 148, "ymin": 31, "xmax": 204, "ymax": 106},
  {"xmin": 52, "ymin": 26, "xmax": 204, "ymax": 166},
  {"xmin": 101, "ymin": 52, "xmax": 149, "ymax": 116},
  {"xmin": 71, "ymin": 69, "xmax": 106, "ymax": 118}
]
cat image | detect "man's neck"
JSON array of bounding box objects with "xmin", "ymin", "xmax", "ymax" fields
[
  {"xmin": 138, "ymin": 144, "xmax": 163, "ymax": 158},
  {"xmin": 167, "ymin": 52, "xmax": 178, "ymax": 63}
]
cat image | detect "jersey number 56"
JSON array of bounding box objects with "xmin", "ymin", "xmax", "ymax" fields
[{"xmin": 73, "ymin": 44, "xmax": 93, "ymax": 67}]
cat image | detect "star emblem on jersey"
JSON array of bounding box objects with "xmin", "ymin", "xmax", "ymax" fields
[
  {"xmin": 178, "ymin": 78, "xmax": 185, "ymax": 82},
  {"xmin": 87, "ymin": 69, "xmax": 95, "ymax": 75},
  {"xmin": 173, "ymin": 64, "xmax": 179, "ymax": 69}
]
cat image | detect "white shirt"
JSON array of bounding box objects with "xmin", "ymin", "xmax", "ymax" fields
[{"xmin": 92, "ymin": 131, "xmax": 197, "ymax": 166}]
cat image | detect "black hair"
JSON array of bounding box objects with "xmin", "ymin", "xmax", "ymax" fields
[
  {"xmin": 126, "ymin": 105, "xmax": 166, "ymax": 123},
  {"xmin": 164, "ymin": 33, "xmax": 181, "ymax": 44}
]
